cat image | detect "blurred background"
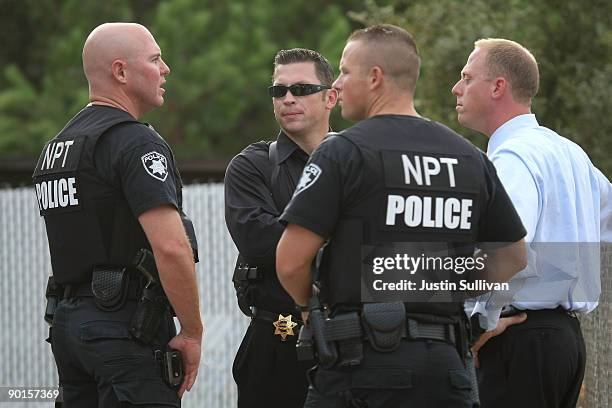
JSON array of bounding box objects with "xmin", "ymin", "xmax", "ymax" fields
[{"xmin": 0, "ymin": 1, "xmax": 609, "ymax": 407}]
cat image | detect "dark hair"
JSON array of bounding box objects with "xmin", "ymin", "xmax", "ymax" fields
[
  {"xmin": 273, "ymin": 48, "xmax": 334, "ymax": 86},
  {"xmin": 348, "ymin": 24, "xmax": 420, "ymax": 91}
]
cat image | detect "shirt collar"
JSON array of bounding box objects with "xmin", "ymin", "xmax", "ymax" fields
[
  {"xmin": 275, "ymin": 131, "xmax": 308, "ymax": 164},
  {"xmin": 488, "ymin": 114, "xmax": 539, "ymax": 156}
]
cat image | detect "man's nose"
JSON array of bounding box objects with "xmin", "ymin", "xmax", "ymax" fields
[
  {"xmin": 282, "ymin": 90, "xmax": 297, "ymax": 103},
  {"xmin": 332, "ymin": 77, "xmax": 341, "ymax": 90},
  {"xmin": 161, "ymin": 59, "xmax": 170, "ymax": 76},
  {"xmin": 451, "ymin": 81, "xmax": 461, "ymax": 95}
]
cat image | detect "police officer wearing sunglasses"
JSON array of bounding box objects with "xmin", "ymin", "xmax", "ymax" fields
[
  {"xmin": 224, "ymin": 48, "xmax": 337, "ymax": 408},
  {"xmin": 277, "ymin": 25, "xmax": 527, "ymax": 407}
]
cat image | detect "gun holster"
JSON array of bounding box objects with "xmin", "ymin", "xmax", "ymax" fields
[
  {"xmin": 308, "ymin": 305, "xmax": 338, "ymax": 369},
  {"xmin": 129, "ymin": 281, "xmax": 167, "ymax": 345},
  {"xmin": 232, "ymin": 260, "xmax": 260, "ymax": 317},
  {"xmin": 44, "ymin": 276, "xmax": 62, "ymax": 325},
  {"xmin": 91, "ymin": 266, "xmax": 129, "ymax": 312},
  {"xmin": 296, "ymin": 324, "xmax": 315, "ymax": 361},
  {"xmin": 361, "ymin": 302, "xmax": 406, "ymax": 352}
]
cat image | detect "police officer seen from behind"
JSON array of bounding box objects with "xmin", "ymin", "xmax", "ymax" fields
[
  {"xmin": 276, "ymin": 25, "xmax": 528, "ymax": 407},
  {"xmin": 224, "ymin": 48, "xmax": 337, "ymax": 407},
  {"xmin": 453, "ymin": 38, "xmax": 612, "ymax": 408},
  {"xmin": 33, "ymin": 23, "xmax": 202, "ymax": 407}
]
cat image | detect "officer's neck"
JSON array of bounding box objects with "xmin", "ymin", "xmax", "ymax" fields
[
  {"xmin": 284, "ymin": 124, "xmax": 330, "ymax": 155},
  {"xmin": 366, "ymin": 94, "xmax": 420, "ymax": 119},
  {"xmin": 88, "ymin": 94, "xmax": 141, "ymax": 119}
]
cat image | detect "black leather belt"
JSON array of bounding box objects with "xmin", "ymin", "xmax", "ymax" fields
[
  {"xmin": 252, "ymin": 308, "xmax": 303, "ymax": 341},
  {"xmin": 252, "ymin": 308, "xmax": 303, "ymax": 324},
  {"xmin": 500, "ymin": 305, "xmax": 577, "ymax": 319}
]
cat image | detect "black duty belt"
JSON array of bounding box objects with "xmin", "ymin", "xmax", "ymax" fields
[
  {"xmin": 403, "ymin": 318, "xmax": 455, "ymax": 344},
  {"xmin": 62, "ymin": 275, "xmax": 142, "ymax": 300},
  {"xmin": 320, "ymin": 315, "xmax": 455, "ymax": 345},
  {"xmin": 252, "ymin": 308, "xmax": 303, "ymax": 341},
  {"xmin": 252, "ymin": 307, "xmax": 454, "ymax": 345}
]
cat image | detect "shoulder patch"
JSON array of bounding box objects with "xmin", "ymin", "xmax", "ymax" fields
[
  {"xmin": 141, "ymin": 151, "xmax": 169, "ymax": 181},
  {"xmin": 294, "ymin": 163, "xmax": 322, "ymax": 196}
]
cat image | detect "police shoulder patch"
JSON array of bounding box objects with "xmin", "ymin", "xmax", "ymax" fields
[
  {"xmin": 294, "ymin": 163, "xmax": 322, "ymax": 196},
  {"xmin": 141, "ymin": 151, "xmax": 169, "ymax": 181}
]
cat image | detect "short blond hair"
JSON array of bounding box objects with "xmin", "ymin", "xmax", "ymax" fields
[
  {"xmin": 348, "ymin": 24, "xmax": 420, "ymax": 92},
  {"xmin": 475, "ymin": 38, "xmax": 539, "ymax": 105}
]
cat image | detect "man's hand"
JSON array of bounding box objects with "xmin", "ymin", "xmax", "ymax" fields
[
  {"xmin": 168, "ymin": 330, "xmax": 203, "ymax": 398},
  {"xmin": 471, "ymin": 313, "xmax": 527, "ymax": 368}
]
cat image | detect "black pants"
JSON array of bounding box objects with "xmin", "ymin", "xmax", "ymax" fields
[
  {"xmin": 50, "ymin": 297, "xmax": 180, "ymax": 407},
  {"xmin": 233, "ymin": 318, "xmax": 315, "ymax": 408},
  {"xmin": 478, "ymin": 307, "xmax": 586, "ymax": 408},
  {"xmin": 304, "ymin": 339, "xmax": 472, "ymax": 408}
]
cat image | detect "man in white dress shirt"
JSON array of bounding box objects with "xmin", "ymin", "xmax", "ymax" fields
[{"xmin": 452, "ymin": 38, "xmax": 611, "ymax": 408}]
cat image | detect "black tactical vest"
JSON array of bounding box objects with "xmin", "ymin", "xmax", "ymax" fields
[
  {"xmin": 32, "ymin": 106, "xmax": 181, "ymax": 284},
  {"xmin": 318, "ymin": 116, "xmax": 489, "ymax": 317}
]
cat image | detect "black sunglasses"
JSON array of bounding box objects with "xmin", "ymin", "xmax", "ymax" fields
[{"xmin": 268, "ymin": 83, "xmax": 331, "ymax": 98}]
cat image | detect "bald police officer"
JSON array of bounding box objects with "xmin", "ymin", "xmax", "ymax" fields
[
  {"xmin": 33, "ymin": 23, "xmax": 202, "ymax": 407},
  {"xmin": 276, "ymin": 25, "xmax": 527, "ymax": 407}
]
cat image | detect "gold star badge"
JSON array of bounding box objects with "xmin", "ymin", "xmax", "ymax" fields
[{"xmin": 273, "ymin": 314, "xmax": 298, "ymax": 341}]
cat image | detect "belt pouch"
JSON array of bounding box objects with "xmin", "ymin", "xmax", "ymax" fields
[
  {"xmin": 91, "ymin": 266, "xmax": 129, "ymax": 311},
  {"xmin": 362, "ymin": 302, "xmax": 406, "ymax": 352},
  {"xmin": 337, "ymin": 338, "xmax": 363, "ymax": 367}
]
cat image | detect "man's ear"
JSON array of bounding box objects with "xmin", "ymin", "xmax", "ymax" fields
[
  {"xmin": 111, "ymin": 59, "xmax": 128, "ymax": 84},
  {"xmin": 369, "ymin": 66, "xmax": 384, "ymax": 91},
  {"xmin": 491, "ymin": 77, "xmax": 507, "ymax": 100},
  {"xmin": 326, "ymin": 88, "xmax": 338, "ymax": 110}
]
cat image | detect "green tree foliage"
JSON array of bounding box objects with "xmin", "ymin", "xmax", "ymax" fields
[
  {"xmin": 0, "ymin": 0, "xmax": 609, "ymax": 177},
  {"xmin": 0, "ymin": 0, "xmax": 357, "ymax": 161},
  {"xmin": 350, "ymin": 0, "xmax": 612, "ymax": 176},
  {"xmin": 0, "ymin": 0, "xmax": 142, "ymax": 154}
]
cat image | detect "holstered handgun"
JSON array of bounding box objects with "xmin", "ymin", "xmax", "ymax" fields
[
  {"xmin": 298, "ymin": 297, "xmax": 363, "ymax": 369},
  {"xmin": 129, "ymin": 248, "xmax": 170, "ymax": 344},
  {"xmin": 307, "ymin": 296, "xmax": 338, "ymax": 369},
  {"xmin": 296, "ymin": 324, "xmax": 315, "ymax": 361},
  {"xmin": 44, "ymin": 276, "xmax": 62, "ymax": 325},
  {"xmin": 130, "ymin": 281, "xmax": 167, "ymax": 344},
  {"xmin": 232, "ymin": 258, "xmax": 260, "ymax": 317}
]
